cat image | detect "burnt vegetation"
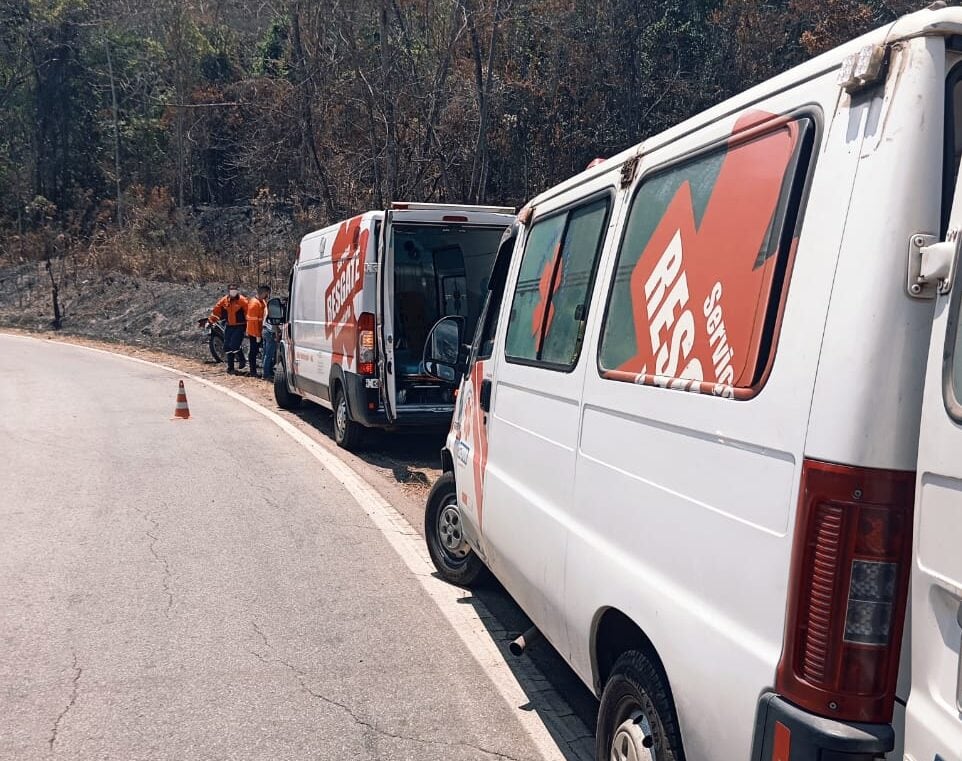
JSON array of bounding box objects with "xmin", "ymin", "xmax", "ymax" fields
[{"xmin": 0, "ymin": 0, "xmax": 928, "ymax": 300}]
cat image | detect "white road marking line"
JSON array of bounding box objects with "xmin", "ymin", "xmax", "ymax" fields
[{"xmin": 5, "ymin": 333, "xmax": 592, "ymax": 761}]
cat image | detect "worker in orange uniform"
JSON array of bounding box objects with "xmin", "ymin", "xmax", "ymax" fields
[
  {"xmin": 209, "ymin": 283, "xmax": 248, "ymax": 375},
  {"xmin": 245, "ymin": 284, "xmax": 270, "ymax": 378}
]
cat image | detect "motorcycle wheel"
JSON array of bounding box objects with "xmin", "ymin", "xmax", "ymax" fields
[{"xmin": 209, "ymin": 332, "xmax": 224, "ymax": 363}]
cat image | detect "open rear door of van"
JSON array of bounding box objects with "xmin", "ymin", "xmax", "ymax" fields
[
  {"xmin": 378, "ymin": 210, "xmax": 398, "ymax": 423},
  {"xmin": 904, "ymin": 235, "xmax": 962, "ymax": 761},
  {"xmin": 377, "ymin": 203, "xmax": 515, "ymax": 424}
]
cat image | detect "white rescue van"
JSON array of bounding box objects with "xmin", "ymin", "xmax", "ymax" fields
[
  {"xmin": 420, "ymin": 7, "xmax": 962, "ymax": 761},
  {"xmin": 272, "ymin": 203, "xmax": 513, "ymax": 448}
]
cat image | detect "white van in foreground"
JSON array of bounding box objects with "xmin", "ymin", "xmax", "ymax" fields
[
  {"xmin": 272, "ymin": 203, "xmax": 513, "ymax": 447},
  {"xmin": 421, "ymin": 7, "xmax": 962, "ymax": 761}
]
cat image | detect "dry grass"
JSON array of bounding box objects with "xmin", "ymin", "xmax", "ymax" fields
[{"xmin": 1, "ymin": 186, "xmax": 297, "ymax": 291}]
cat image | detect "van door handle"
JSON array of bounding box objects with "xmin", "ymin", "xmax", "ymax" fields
[{"xmin": 479, "ymin": 379, "xmax": 492, "ymax": 412}]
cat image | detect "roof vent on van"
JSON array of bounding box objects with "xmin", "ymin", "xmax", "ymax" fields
[{"xmin": 837, "ymin": 44, "xmax": 887, "ymax": 94}]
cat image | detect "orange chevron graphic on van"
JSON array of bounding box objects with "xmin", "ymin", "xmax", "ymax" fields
[
  {"xmin": 532, "ymin": 242, "xmax": 563, "ymax": 352},
  {"xmin": 459, "ymin": 360, "xmax": 489, "ymax": 526},
  {"xmin": 325, "ymin": 215, "xmax": 369, "ymax": 364}
]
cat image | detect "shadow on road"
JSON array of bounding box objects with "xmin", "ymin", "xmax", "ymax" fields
[
  {"xmin": 287, "ymin": 399, "xmax": 446, "ymax": 485},
  {"xmin": 459, "ymin": 574, "xmax": 600, "ymax": 758},
  {"xmin": 285, "ymin": 398, "xmax": 599, "ymax": 755}
]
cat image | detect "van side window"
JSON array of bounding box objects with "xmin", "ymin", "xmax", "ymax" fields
[
  {"xmin": 475, "ymin": 291, "xmax": 500, "ymax": 361},
  {"xmin": 598, "ymin": 116, "xmax": 814, "ymax": 398},
  {"xmin": 504, "ymin": 196, "xmax": 610, "ymax": 370},
  {"xmin": 473, "ymin": 235, "xmax": 515, "ymax": 362}
]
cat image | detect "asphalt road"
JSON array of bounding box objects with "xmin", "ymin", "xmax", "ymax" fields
[{"xmin": 0, "ymin": 335, "xmax": 558, "ymax": 761}]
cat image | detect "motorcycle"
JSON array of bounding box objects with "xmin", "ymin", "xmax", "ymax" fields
[{"xmin": 197, "ymin": 317, "xmax": 247, "ymax": 366}]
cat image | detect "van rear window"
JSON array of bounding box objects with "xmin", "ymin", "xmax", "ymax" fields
[{"xmin": 598, "ymin": 114, "xmax": 814, "ymax": 399}]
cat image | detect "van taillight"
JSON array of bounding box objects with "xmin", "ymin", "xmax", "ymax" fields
[
  {"xmin": 357, "ymin": 312, "xmax": 376, "ymax": 376},
  {"xmin": 776, "ymin": 459, "xmax": 914, "ymax": 724}
]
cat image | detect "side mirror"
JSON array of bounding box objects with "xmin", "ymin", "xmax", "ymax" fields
[
  {"xmin": 422, "ymin": 316, "xmax": 465, "ymax": 383},
  {"xmin": 266, "ymin": 297, "xmax": 287, "ymax": 324}
]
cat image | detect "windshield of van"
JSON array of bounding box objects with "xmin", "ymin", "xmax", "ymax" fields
[{"xmin": 391, "ymin": 224, "xmax": 504, "ymax": 380}]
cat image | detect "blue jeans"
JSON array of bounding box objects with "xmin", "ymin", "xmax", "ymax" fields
[{"xmin": 263, "ymin": 332, "xmax": 277, "ymax": 378}]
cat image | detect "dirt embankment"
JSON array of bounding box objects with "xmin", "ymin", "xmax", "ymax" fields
[
  {"xmin": 0, "ymin": 262, "xmax": 225, "ymax": 361},
  {"xmin": 0, "ymin": 265, "xmax": 443, "ymax": 498}
]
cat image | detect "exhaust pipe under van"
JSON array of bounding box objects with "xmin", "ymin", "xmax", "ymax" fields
[{"xmin": 509, "ymin": 626, "xmax": 542, "ymax": 657}]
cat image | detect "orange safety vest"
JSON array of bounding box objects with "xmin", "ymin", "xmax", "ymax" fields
[
  {"xmin": 246, "ymin": 297, "xmax": 265, "ymax": 339},
  {"xmin": 209, "ymin": 295, "xmax": 248, "ymax": 327}
]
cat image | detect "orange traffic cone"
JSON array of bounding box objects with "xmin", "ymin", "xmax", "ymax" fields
[{"xmin": 172, "ymin": 380, "xmax": 191, "ymax": 420}]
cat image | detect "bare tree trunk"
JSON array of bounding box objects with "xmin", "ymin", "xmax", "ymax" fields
[
  {"xmin": 470, "ymin": 0, "xmax": 504, "ymax": 204},
  {"xmin": 291, "ymin": 2, "xmax": 338, "ymax": 221},
  {"xmin": 412, "ymin": 1, "xmax": 465, "ymax": 197},
  {"xmin": 465, "ymin": 2, "xmax": 484, "ymax": 110},
  {"xmin": 165, "ymin": 0, "xmax": 190, "ymax": 208},
  {"xmin": 176, "ymin": 114, "xmax": 185, "ymax": 206},
  {"xmin": 45, "ymin": 258, "xmax": 62, "ymax": 330},
  {"xmin": 379, "ymin": 0, "xmax": 397, "ymax": 203},
  {"xmin": 338, "ymin": 9, "xmax": 384, "ymax": 208},
  {"xmin": 27, "ymin": 36, "xmax": 46, "ymax": 200},
  {"xmin": 104, "ymin": 37, "xmax": 123, "ymax": 224}
]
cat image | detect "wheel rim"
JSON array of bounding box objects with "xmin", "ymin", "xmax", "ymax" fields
[
  {"xmin": 336, "ymin": 396, "xmax": 348, "ymax": 435},
  {"xmin": 437, "ymin": 499, "xmax": 470, "ymax": 559},
  {"xmin": 610, "ymin": 709, "xmax": 656, "ymax": 761}
]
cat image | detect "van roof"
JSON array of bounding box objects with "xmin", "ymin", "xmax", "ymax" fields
[
  {"xmin": 525, "ymin": 4, "xmax": 962, "ymax": 209},
  {"xmin": 299, "ymin": 203, "xmax": 516, "ymax": 245},
  {"xmin": 299, "ymin": 211, "xmax": 381, "ymax": 245}
]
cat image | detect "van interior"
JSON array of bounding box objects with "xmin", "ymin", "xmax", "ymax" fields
[{"xmin": 391, "ymin": 222, "xmax": 506, "ymax": 407}]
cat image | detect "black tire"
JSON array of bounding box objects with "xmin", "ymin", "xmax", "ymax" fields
[
  {"xmin": 274, "ymin": 362, "xmax": 302, "ymax": 410},
  {"xmin": 209, "ymin": 331, "xmax": 224, "ymax": 363},
  {"xmin": 596, "ymin": 650, "xmax": 685, "ymax": 761},
  {"xmin": 332, "ymin": 385, "xmax": 364, "ymax": 450},
  {"xmin": 424, "ymin": 472, "xmax": 486, "ymax": 587},
  {"xmin": 212, "ymin": 330, "xmax": 247, "ymax": 367}
]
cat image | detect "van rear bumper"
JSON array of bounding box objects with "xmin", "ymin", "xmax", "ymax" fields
[
  {"xmin": 751, "ymin": 693, "xmax": 894, "ymax": 761},
  {"xmin": 343, "ymin": 374, "xmax": 452, "ymax": 429}
]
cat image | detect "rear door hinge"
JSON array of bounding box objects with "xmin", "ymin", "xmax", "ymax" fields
[{"xmin": 908, "ymin": 232, "xmax": 957, "ymax": 298}]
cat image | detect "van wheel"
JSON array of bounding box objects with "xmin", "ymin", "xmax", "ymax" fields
[
  {"xmin": 596, "ymin": 651, "xmax": 685, "ymax": 761},
  {"xmin": 274, "ymin": 363, "xmax": 302, "ymax": 410},
  {"xmin": 424, "ymin": 472, "xmax": 485, "ymax": 587},
  {"xmin": 333, "ymin": 386, "xmax": 363, "ymax": 450}
]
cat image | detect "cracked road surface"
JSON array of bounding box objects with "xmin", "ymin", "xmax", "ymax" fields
[{"xmin": 0, "ymin": 336, "xmax": 550, "ymax": 760}]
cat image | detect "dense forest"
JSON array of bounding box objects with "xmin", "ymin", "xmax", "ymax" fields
[{"xmin": 0, "ymin": 0, "xmax": 927, "ymax": 286}]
